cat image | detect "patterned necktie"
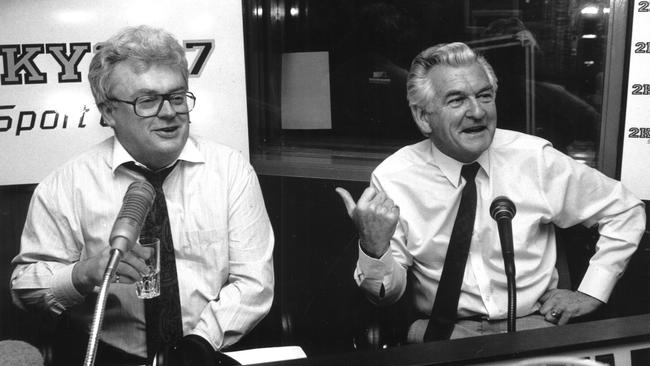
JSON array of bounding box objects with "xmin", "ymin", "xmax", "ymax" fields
[
  {"xmin": 123, "ymin": 162, "xmax": 184, "ymax": 359},
  {"xmin": 424, "ymin": 162, "xmax": 480, "ymax": 341}
]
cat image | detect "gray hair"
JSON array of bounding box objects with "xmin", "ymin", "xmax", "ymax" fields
[
  {"xmin": 88, "ymin": 25, "xmax": 188, "ymax": 108},
  {"xmin": 406, "ymin": 42, "xmax": 498, "ymax": 111}
]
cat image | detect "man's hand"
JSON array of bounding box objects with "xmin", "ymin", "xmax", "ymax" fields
[
  {"xmin": 71, "ymin": 244, "xmax": 152, "ymax": 294},
  {"xmin": 335, "ymin": 187, "xmax": 400, "ymax": 258},
  {"xmin": 538, "ymin": 289, "xmax": 604, "ymax": 325}
]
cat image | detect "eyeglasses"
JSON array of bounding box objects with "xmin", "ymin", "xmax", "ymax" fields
[{"xmin": 109, "ymin": 91, "xmax": 196, "ymax": 118}]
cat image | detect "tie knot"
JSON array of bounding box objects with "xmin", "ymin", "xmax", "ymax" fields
[
  {"xmin": 122, "ymin": 161, "xmax": 177, "ymax": 189},
  {"xmin": 461, "ymin": 162, "xmax": 480, "ymax": 181}
]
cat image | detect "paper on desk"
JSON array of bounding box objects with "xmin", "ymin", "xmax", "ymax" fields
[
  {"xmin": 224, "ymin": 346, "xmax": 307, "ymax": 365},
  {"xmin": 281, "ymin": 51, "xmax": 332, "ymax": 130}
]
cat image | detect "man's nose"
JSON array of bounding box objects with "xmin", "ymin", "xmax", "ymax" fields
[
  {"xmin": 466, "ymin": 97, "xmax": 486, "ymax": 120},
  {"xmin": 157, "ymin": 99, "xmax": 176, "ymax": 118}
]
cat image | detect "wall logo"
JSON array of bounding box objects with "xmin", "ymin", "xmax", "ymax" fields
[
  {"xmin": 0, "ymin": 43, "xmax": 91, "ymax": 85},
  {"xmin": 0, "ymin": 40, "xmax": 214, "ymax": 135},
  {"xmin": 627, "ymin": 127, "xmax": 650, "ymax": 142},
  {"xmin": 0, "ymin": 40, "xmax": 214, "ymax": 85}
]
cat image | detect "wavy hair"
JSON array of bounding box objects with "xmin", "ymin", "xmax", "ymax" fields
[
  {"xmin": 88, "ymin": 25, "xmax": 188, "ymax": 108},
  {"xmin": 406, "ymin": 42, "xmax": 498, "ymax": 112}
]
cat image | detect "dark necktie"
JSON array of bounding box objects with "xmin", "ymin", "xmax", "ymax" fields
[
  {"xmin": 123, "ymin": 162, "xmax": 184, "ymax": 359},
  {"xmin": 424, "ymin": 162, "xmax": 480, "ymax": 341}
]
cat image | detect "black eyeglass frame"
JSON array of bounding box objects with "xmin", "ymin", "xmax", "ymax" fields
[{"xmin": 108, "ymin": 91, "xmax": 196, "ymax": 118}]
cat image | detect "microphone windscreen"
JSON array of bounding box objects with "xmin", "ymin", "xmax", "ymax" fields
[
  {"xmin": 115, "ymin": 180, "xmax": 156, "ymax": 226},
  {"xmin": 490, "ymin": 196, "xmax": 516, "ymax": 220},
  {"xmin": 109, "ymin": 180, "xmax": 155, "ymax": 252},
  {"xmin": 0, "ymin": 340, "xmax": 44, "ymax": 366}
]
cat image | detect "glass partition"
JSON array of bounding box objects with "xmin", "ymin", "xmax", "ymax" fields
[{"xmin": 244, "ymin": 0, "xmax": 625, "ymax": 181}]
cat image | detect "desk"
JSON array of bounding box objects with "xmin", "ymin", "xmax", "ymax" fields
[{"xmin": 258, "ymin": 314, "xmax": 650, "ymax": 366}]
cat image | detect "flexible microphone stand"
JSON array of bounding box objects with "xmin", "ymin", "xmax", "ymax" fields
[
  {"xmin": 504, "ymin": 256, "xmax": 517, "ymax": 332},
  {"xmin": 490, "ymin": 196, "xmax": 517, "ymax": 332},
  {"xmin": 83, "ymin": 250, "xmax": 123, "ymax": 366},
  {"xmin": 498, "ymin": 220, "xmax": 516, "ymax": 333},
  {"xmin": 83, "ymin": 181, "xmax": 155, "ymax": 366}
]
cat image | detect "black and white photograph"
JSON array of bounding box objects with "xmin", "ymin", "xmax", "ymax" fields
[{"xmin": 0, "ymin": 1, "xmax": 648, "ymax": 365}]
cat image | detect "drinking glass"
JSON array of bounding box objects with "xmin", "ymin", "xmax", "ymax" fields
[{"xmin": 135, "ymin": 237, "xmax": 160, "ymax": 299}]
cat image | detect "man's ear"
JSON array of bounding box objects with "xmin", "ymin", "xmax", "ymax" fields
[
  {"xmin": 411, "ymin": 105, "xmax": 432, "ymax": 136},
  {"xmin": 99, "ymin": 104, "xmax": 116, "ymax": 128}
]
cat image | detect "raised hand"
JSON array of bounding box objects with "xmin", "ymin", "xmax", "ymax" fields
[{"xmin": 335, "ymin": 187, "xmax": 400, "ymax": 258}]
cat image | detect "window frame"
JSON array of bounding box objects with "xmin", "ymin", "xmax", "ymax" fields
[{"xmin": 242, "ymin": 0, "xmax": 631, "ymax": 181}]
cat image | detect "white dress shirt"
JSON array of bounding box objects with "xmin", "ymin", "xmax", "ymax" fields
[
  {"xmin": 11, "ymin": 135, "xmax": 274, "ymax": 357},
  {"xmin": 356, "ymin": 129, "xmax": 645, "ymax": 320}
]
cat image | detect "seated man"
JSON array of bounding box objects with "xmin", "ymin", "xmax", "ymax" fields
[
  {"xmin": 336, "ymin": 42, "xmax": 645, "ymax": 342},
  {"xmin": 11, "ymin": 25, "xmax": 274, "ymax": 365}
]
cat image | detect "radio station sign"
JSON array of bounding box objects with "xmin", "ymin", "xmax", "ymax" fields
[
  {"xmin": 621, "ymin": 0, "xmax": 650, "ymax": 199},
  {"xmin": 0, "ymin": 0, "xmax": 248, "ymax": 185}
]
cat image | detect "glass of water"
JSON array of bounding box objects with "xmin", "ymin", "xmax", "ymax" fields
[{"xmin": 135, "ymin": 237, "xmax": 160, "ymax": 299}]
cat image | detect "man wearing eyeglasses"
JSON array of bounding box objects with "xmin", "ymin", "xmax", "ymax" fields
[{"xmin": 11, "ymin": 25, "xmax": 273, "ymax": 365}]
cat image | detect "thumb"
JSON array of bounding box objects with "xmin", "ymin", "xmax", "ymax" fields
[{"xmin": 335, "ymin": 187, "xmax": 356, "ymax": 218}]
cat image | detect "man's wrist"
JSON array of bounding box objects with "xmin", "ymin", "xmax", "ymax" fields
[
  {"xmin": 576, "ymin": 290, "xmax": 605, "ymax": 305},
  {"xmin": 359, "ymin": 240, "xmax": 388, "ymax": 259},
  {"xmin": 71, "ymin": 262, "xmax": 94, "ymax": 295}
]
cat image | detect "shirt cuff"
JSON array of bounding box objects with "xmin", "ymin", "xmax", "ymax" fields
[
  {"xmin": 577, "ymin": 264, "xmax": 618, "ymax": 303},
  {"xmin": 51, "ymin": 264, "xmax": 86, "ymax": 310},
  {"xmin": 356, "ymin": 244, "xmax": 396, "ymax": 299},
  {"xmin": 357, "ymin": 244, "xmax": 392, "ymax": 279}
]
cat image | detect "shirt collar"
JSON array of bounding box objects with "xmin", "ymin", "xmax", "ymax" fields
[
  {"xmin": 110, "ymin": 136, "xmax": 205, "ymax": 174},
  {"xmin": 429, "ymin": 140, "xmax": 490, "ymax": 188}
]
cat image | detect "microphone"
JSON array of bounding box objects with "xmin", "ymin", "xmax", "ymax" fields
[
  {"xmin": 109, "ymin": 180, "xmax": 156, "ymax": 253},
  {"xmin": 85, "ymin": 180, "xmax": 155, "ymax": 366},
  {"xmin": 490, "ymin": 196, "xmax": 517, "ymax": 332},
  {"xmin": 490, "ymin": 196, "xmax": 516, "ymax": 275}
]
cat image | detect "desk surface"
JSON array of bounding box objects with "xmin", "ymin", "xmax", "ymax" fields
[{"xmin": 257, "ymin": 314, "xmax": 650, "ymax": 366}]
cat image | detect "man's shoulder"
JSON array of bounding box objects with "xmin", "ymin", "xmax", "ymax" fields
[
  {"xmin": 61, "ymin": 137, "xmax": 113, "ymax": 168},
  {"xmin": 190, "ymin": 136, "xmax": 244, "ymax": 158},
  {"xmin": 188, "ymin": 135, "xmax": 252, "ymax": 174},
  {"xmin": 374, "ymin": 139, "xmax": 431, "ymax": 177},
  {"xmin": 488, "ymin": 129, "xmax": 580, "ymax": 174},
  {"xmin": 35, "ymin": 138, "xmax": 113, "ymax": 193},
  {"xmin": 48, "ymin": 138, "xmax": 112, "ymax": 175},
  {"xmin": 490, "ymin": 129, "xmax": 552, "ymax": 153}
]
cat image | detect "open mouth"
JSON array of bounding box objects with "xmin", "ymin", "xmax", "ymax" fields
[
  {"xmin": 462, "ymin": 125, "xmax": 487, "ymax": 134},
  {"xmin": 155, "ymin": 126, "xmax": 179, "ymax": 133}
]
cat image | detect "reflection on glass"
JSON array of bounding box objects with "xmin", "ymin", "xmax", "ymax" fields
[{"xmin": 246, "ymin": 0, "xmax": 611, "ymax": 170}]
